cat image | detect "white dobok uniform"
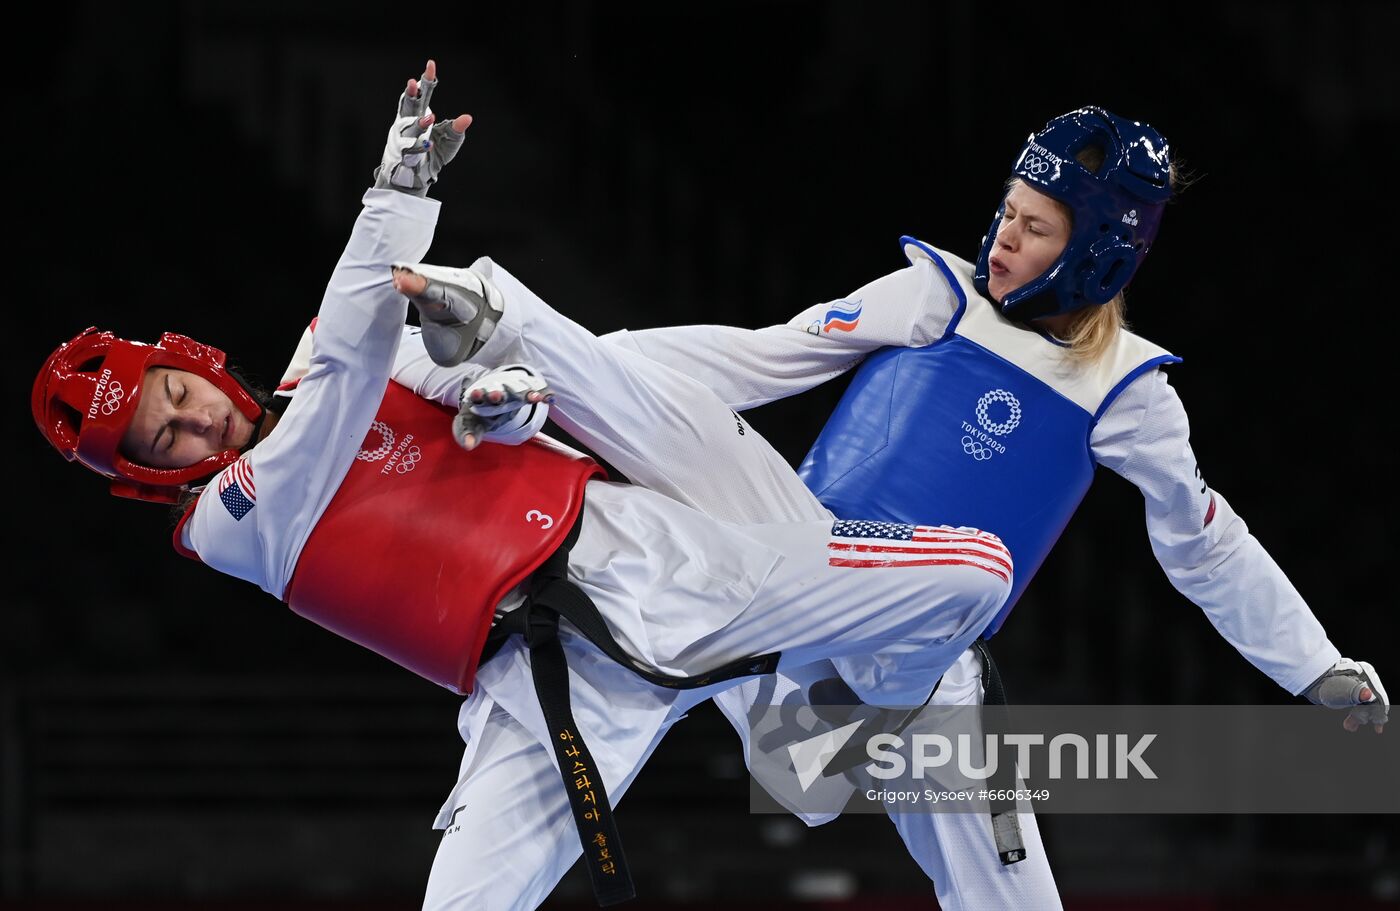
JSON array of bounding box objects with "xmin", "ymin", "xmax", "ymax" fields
[
  {"xmin": 175, "ymin": 190, "xmax": 1015, "ymax": 910},
  {"xmin": 611, "ymin": 246, "xmax": 1343, "ymax": 910}
]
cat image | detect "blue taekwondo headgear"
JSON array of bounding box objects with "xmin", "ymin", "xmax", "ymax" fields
[{"xmin": 972, "ymin": 106, "xmax": 1173, "ymax": 322}]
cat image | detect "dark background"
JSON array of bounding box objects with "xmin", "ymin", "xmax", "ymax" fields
[{"xmin": 8, "ymin": 2, "xmax": 1399, "ymax": 907}]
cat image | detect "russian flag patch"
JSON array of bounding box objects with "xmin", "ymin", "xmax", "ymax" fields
[{"xmin": 820, "ymin": 299, "xmax": 863, "ymax": 333}]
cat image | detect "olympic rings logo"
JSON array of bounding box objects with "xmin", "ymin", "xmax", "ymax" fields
[
  {"xmin": 357, "ymin": 421, "xmax": 395, "ymax": 462},
  {"xmin": 975, "ymin": 389, "xmax": 1022, "ymax": 436},
  {"xmin": 1021, "ymin": 154, "xmax": 1051, "ymax": 177},
  {"xmin": 99, "ymin": 381, "xmax": 126, "ymax": 416},
  {"xmin": 962, "ymin": 436, "xmax": 995, "ymax": 461},
  {"xmin": 395, "ymin": 445, "xmax": 422, "ymax": 474}
]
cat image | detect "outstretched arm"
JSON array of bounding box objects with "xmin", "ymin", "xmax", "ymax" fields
[
  {"xmin": 180, "ymin": 60, "xmax": 463, "ymax": 596},
  {"xmin": 1095, "ymin": 370, "xmax": 1386, "ymax": 731}
]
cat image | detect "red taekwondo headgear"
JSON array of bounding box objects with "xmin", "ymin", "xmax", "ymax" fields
[{"xmin": 32, "ymin": 327, "xmax": 265, "ymax": 504}]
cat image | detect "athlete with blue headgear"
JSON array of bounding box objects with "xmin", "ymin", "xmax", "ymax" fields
[{"xmin": 567, "ymin": 105, "xmax": 1390, "ymax": 909}]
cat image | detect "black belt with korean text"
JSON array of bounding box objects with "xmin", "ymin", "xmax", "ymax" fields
[{"xmin": 481, "ymin": 512, "xmax": 781, "ymax": 906}]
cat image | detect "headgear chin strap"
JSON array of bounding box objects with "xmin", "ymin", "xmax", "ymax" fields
[
  {"xmin": 973, "ymin": 106, "xmax": 1173, "ymax": 322},
  {"xmin": 33, "ymin": 327, "xmax": 265, "ymax": 504}
]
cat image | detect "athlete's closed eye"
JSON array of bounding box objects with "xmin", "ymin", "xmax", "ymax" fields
[{"xmin": 153, "ymin": 374, "xmax": 181, "ymax": 454}]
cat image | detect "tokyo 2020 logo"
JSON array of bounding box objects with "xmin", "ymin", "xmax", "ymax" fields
[
  {"xmin": 960, "ymin": 389, "xmax": 1020, "ymax": 462},
  {"xmin": 396, "ymin": 445, "xmax": 422, "ymax": 474},
  {"xmin": 975, "ymin": 389, "xmax": 1021, "ymax": 437},
  {"xmin": 357, "ymin": 422, "xmax": 395, "ymax": 462},
  {"xmin": 99, "ymin": 381, "xmax": 126, "ymax": 416}
]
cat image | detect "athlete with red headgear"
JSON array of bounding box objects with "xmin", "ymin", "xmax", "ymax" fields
[{"xmin": 33, "ymin": 60, "xmax": 1029, "ymax": 910}]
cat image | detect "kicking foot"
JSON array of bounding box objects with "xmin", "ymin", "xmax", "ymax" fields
[{"xmin": 391, "ymin": 262, "xmax": 504, "ymax": 366}]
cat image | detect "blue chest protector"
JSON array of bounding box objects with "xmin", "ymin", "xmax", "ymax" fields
[{"xmin": 799, "ymin": 239, "xmax": 1179, "ymax": 637}]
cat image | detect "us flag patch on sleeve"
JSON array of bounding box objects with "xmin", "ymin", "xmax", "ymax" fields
[
  {"xmin": 217, "ymin": 457, "xmax": 256, "ymax": 521},
  {"xmin": 827, "ymin": 520, "xmax": 1012, "ymax": 582}
]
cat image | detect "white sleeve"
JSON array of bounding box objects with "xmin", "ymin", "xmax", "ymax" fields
[
  {"xmin": 391, "ymin": 324, "xmax": 489, "ymax": 408},
  {"xmin": 277, "ymin": 324, "xmax": 316, "ymax": 389},
  {"xmin": 274, "ymin": 323, "xmax": 489, "ymax": 412},
  {"xmin": 1091, "ymin": 370, "xmax": 1341, "ymax": 695},
  {"xmin": 608, "ymin": 257, "xmax": 958, "ymax": 411},
  {"xmin": 181, "ymin": 189, "xmax": 441, "ymax": 596}
]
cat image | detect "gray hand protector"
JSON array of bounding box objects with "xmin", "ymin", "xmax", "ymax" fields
[
  {"xmin": 1304, "ymin": 658, "xmax": 1389, "ymax": 729},
  {"xmin": 373, "ymin": 76, "xmax": 465, "ymax": 196}
]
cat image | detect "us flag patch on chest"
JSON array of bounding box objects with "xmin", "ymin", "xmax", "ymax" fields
[
  {"xmin": 217, "ymin": 457, "xmax": 256, "ymax": 521},
  {"xmin": 828, "ymin": 520, "xmax": 1012, "ymax": 582}
]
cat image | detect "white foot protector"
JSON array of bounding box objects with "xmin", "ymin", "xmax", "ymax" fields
[{"xmin": 392, "ymin": 262, "xmax": 505, "ymax": 367}]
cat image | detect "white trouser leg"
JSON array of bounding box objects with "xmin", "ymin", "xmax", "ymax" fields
[
  {"xmin": 422, "ymin": 700, "xmax": 671, "ymax": 911},
  {"xmin": 467, "ymin": 257, "xmax": 829, "ymax": 526},
  {"xmin": 884, "ymin": 648, "xmax": 1062, "ymax": 911},
  {"xmin": 891, "ymin": 801, "xmax": 1059, "ymax": 911},
  {"xmin": 663, "ymin": 519, "xmax": 1010, "ymax": 706},
  {"xmin": 422, "ymin": 704, "xmax": 572, "ymax": 911}
]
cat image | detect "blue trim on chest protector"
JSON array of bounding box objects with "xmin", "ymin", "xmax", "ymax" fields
[{"xmin": 799, "ymin": 334, "xmax": 1097, "ymax": 638}]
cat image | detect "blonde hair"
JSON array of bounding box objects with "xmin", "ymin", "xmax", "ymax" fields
[
  {"xmin": 1001, "ymin": 174, "xmax": 1127, "ymax": 362},
  {"xmin": 1053, "ymin": 293, "xmax": 1127, "ymax": 362}
]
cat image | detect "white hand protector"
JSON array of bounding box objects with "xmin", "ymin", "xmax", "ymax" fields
[
  {"xmin": 1304, "ymin": 658, "xmax": 1389, "ymax": 732},
  {"xmin": 372, "ymin": 70, "xmax": 465, "ymax": 196},
  {"xmin": 453, "ymin": 364, "xmax": 552, "ymax": 450}
]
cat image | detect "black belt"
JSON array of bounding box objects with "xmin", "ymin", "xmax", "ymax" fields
[
  {"xmin": 481, "ymin": 513, "xmax": 781, "ymax": 906},
  {"xmin": 972, "ymin": 638, "xmax": 1027, "ymax": 865}
]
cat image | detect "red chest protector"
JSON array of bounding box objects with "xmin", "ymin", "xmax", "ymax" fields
[
  {"xmin": 291, "ymin": 383, "xmax": 601, "ymax": 693},
  {"xmin": 292, "ymin": 383, "xmax": 600, "ymax": 693},
  {"xmin": 181, "ymin": 381, "xmax": 602, "ymax": 694}
]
